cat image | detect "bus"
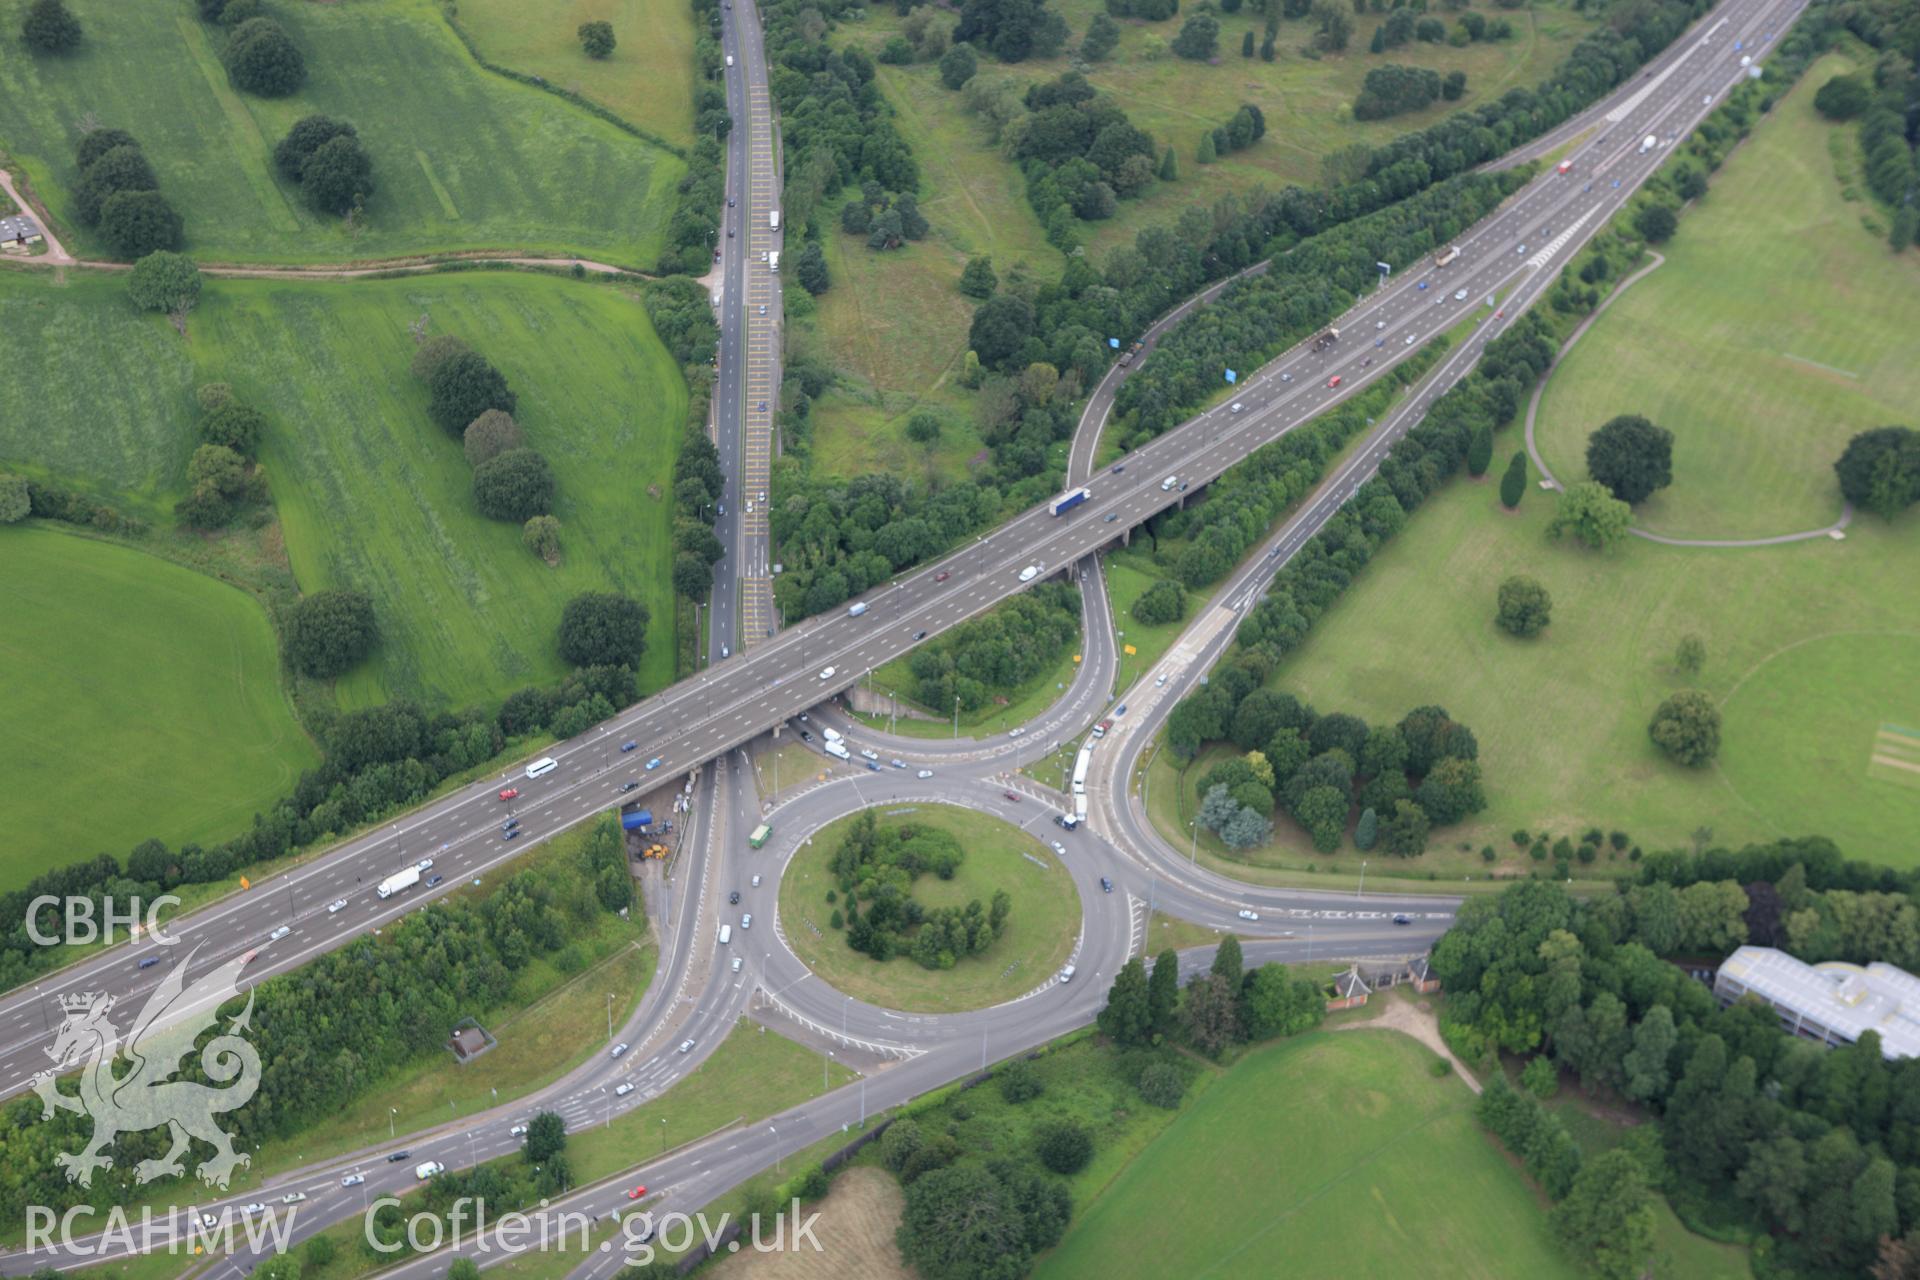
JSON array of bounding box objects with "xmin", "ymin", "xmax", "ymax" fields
[{"xmin": 749, "ymin": 823, "xmax": 772, "ymax": 849}]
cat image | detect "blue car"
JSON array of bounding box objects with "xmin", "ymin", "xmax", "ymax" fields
[
  {"xmin": 1418, "ymin": 281, "xmax": 1429, "ymax": 290},
  {"xmin": 646, "ymin": 757, "xmax": 663, "ymax": 771},
  {"xmin": 503, "ymin": 828, "xmax": 521, "ymax": 841},
  {"xmin": 139, "ymin": 956, "xmax": 161, "ymax": 970},
  {"xmin": 620, "ymin": 741, "xmax": 638, "ymax": 753}
]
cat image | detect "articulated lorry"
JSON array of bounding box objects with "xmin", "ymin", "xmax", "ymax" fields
[
  {"xmin": 1433, "ymin": 245, "xmax": 1461, "ymax": 267},
  {"xmin": 377, "ymin": 867, "xmax": 420, "ymax": 900},
  {"xmin": 1311, "ymin": 326, "xmax": 1341, "ymax": 352}
]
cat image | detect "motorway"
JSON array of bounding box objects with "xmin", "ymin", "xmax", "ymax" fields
[{"xmin": 1, "ymin": 0, "xmax": 1807, "ymax": 1270}]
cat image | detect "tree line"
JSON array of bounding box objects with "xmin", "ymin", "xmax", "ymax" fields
[
  {"xmin": 67, "ymin": 127, "xmax": 183, "ymax": 260},
  {"xmin": 1100, "ymin": 934, "xmax": 1327, "ymax": 1058},
  {"xmin": 661, "ymin": 0, "xmax": 731, "ymax": 274},
  {"xmin": 1434, "ymin": 850, "xmax": 1920, "ymax": 1278},
  {"xmin": 827, "ymin": 812, "xmax": 1012, "ymax": 970},
  {"xmin": 1815, "ymin": 0, "xmax": 1920, "ymax": 251},
  {"xmin": 900, "ymin": 581, "xmax": 1080, "ymax": 714},
  {"xmin": 0, "ymin": 818, "xmax": 634, "ymax": 1225}
]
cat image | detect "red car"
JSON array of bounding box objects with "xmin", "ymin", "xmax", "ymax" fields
[
  {"xmin": 498, "ymin": 787, "xmax": 519, "ymax": 801},
  {"xmin": 627, "ymin": 1184, "xmax": 648, "ymax": 1200},
  {"xmin": 935, "ymin": 571, "xmax": 951, "ymax": 582},
  {"xmin": 1327, "ymin": 375, "xmax": 1342, "ymax": 388},
  {"xmin": 1003, "ymin": 791, "xmax": 1021, "ymax": 803}
]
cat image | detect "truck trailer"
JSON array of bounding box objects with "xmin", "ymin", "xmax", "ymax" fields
[
  {"xmin": 377, "ymin": 867, "xmax": 421, "ymax": 900},
  {"xmin": 1311, "ymin": 326, "xmax": 1341, "ymax": 352},
  {"xmin": 621, "ymin": 808, "xmax": 654, "ymax": 832},
  {"xmin": 1433, "ymin": 245, "xmax": 1461, "ymax": 267},
  {"xmin": 1049, "ymin": 487, "xmax": 1090, "ymax": 516}
]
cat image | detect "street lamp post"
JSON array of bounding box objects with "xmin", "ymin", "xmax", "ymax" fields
[
  {"xmin": 660, "ymin": 1117, "xmax": 668, "ymax": 1153},
  {"xmin": 388, "ymin": 1107, "xmax": 397, "ymax": 1140},
  {"xmin": 953, "ymin": 695, "xmax": 960, "ymax": 740},
  {"xmin": 1188, "ymin": 819, "xmax": 1198, "ymax": 867},
  {"xmin": 1357, "ymin": 860, "xmax": 1367, "ymax": 900}
]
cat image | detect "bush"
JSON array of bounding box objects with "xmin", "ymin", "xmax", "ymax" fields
[
  {"xmin": 0, "ymin": 473, "xmax": 32, "ymax": 524},
  {"xmin": 1498, "ymin": 451, "xmax": 1527, "ymax": 508},
  {"xmin": 1035, "ymin": 1121, "xmax": 1093, "ymax": 1174},
  {"xmin": 998, "ymin": 1059, "xmax": 1044, "ymax": 1103},
  {"xmin": 1131, "ymin": 577, "xmax": 1187, "ymax": 626},
  {"xmin": 201, "ymin": 402, "xmax": 266, "ymax": 456},
  {"xmin": 75, "ymin": 145, "xmax": 158, "ymax": 226},
  {"xmin": 1137, "ymin": 1060, "xmax": 1185, "ymax": 1108},
  {"xmin": 284, "ymin": 590, "xmax": 377, "ymax": 679},
  {"xmin": 429, "ymin": 351, "xmax": 517, "ymax": 437},
  {"xmin": 1494, "ymin": 575, "xmax": 1552, "ymax": 637},
  {"xmin": 1634, "ymin": 202, "xmax": 1676, "ymax": 244},
  {"xmin": 1647, "ymin": 690, "xmax": 1720, "ymax": 766},
  {"xmin": 939, "ymin": 43, "xmax": 978, "ymax": 89},
  {"xmin": 99, "ymin": 190, "xmax": 182, "ymax": 258},
  {"xmin": 463, "ymin": 410, "xmax": 525, "ymax": 468},
  {"xmin": 577, "ymin": 20, "xmax": 615, "ymax": 58},
  {"xmin": 126, "ymin": 252, "xmax": 202, "ymax": 316},
  {"xmin": 275, "ymin": 116, "xmax": 356, "ymax": 180},
  {"xmin": 557, "ymin": 592, "xmax": 649, "ymax": 668},
  {"xmin": 1813, "ymin": 72, "xmax": 1870, "ymax": 120},
  {"xmin": 21, "ymin": 0, "xmax": 82, "ymax": 53},
  {"xmin": 75, "ymin": 129, "xmax": 138, "ymax": 171},
  {"xmin": 1171, "ymin": 13, "xmax": 1219, "ymax": 59},
  {"xmin": 222, "ymin": 18, "xmax": 306, "ymax": 97},
  {"xmin": 522, "ymin": 515, "xmax": 561, "ymax": 564},
  {"xmin": 410, "ymin": 334, "xmax": 472, "ymax": 384},
  {"xmin": 300, "ymin": 134, "xmax": 375, "ymax": 216},
  {"xmin": 472, "ymin": 449, "xmax": 555, "ymax": 522}
]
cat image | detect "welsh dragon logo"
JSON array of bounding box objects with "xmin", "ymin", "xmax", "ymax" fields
[{"xmin": 30, "ymin": 948, "xmax": 261, "ymax": 1189}]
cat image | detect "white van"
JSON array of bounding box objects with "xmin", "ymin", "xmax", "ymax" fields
[
  {"xmin": 718, "ymin": 925, "xmax": 733, "ymax": 945},
  {"xmin": 414, "ymin": 1160, "xmax": 445, "ymax": 1181},
  {"xmin": 1160, "ymin": 475, "xmax": 1178, "ymax": 492},
  {"xmin": 525, "ymin": 757, "xmax": 558, "ymax": 778},
  {"xmin": 848, "ymin": 602, "xmax": 868, "ymax": 617},
  {"xmin": 725, "ymin": 54, "xmax": 735, "ymax": 67},
  {"xmin": 1060, "ymin": 964, "xmax": 1076, "ymax": 983},
  {"xmin": 824, "ymin": 740, "xmax": 851, "ymax": 760},
  {"xmin": 821, "ymin": 726, "xmax": 843, "ymax": 743}
]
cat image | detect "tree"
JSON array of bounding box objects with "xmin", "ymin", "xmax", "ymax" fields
[
  {"xmin": 1634, "ymin": 202, "xmax": 1677, "ymax": 244},
  {"xmin": 473, "ymin": 449, "xmax": 554, "ymax": 522},
  {"xmin": 1674, "ymin": 633, "xmax": 1705, "ymax": 676},
  {"xmin": 898, "ymin": 1163, "xmax": 1035, "ymax": 1280},
  {"xmin": 1147, "ymin": 949, "xmax": 1178, "ymax": 1035},
  {"xmin": 1221, "ymin": 805, "xmax": 1273, "ymax": 850},
  {"xmin": 525, "ymin": 1111, "xmax": 568, "ymax": 1162},
  {"xmin": 0, "ymin": 473, "xmax": 29, "ymax": 524},
  {"xmin": 1495, "ymin": 575, "xmax": 1552, "ymax": 637},
  {"xmin": 1098, "ymin": 957, "xmax": 1152, "ymax": 1045},
  {"xmin": 939, "ymin": 43, "xmax": 978, "ymax": 89},
  {"xmin": 1499, "ymin": 450, "xmax": 1528, "ymax": 508},
  {"xmin": 958, "ymin": 255, "xmax": 998, "ymax": 299},
  {"xmin": 1081, "ymin": 13, "xmax": 1120, "ymax": 61},
  {"xmin": 1312, "ymin": 0, "xmax": 1352, "ymax": 51},
  {"xmin": 1585, "ymin": 414, "xmax": 1673, "ymax": 504},
  {"xmin": 672, "ymin": 552, "xmax": 712, "ymax": 602},
  {"xmin": 522, "ymin": 515, "xmax": 562, "ymax": 564},
  {"xmin": 1172, "ymin": 13, "xmax": 1219, "ymax": 60},
  {"xmin": 905, "ymin": 413, "xmax": 942, "ymax": 445},
  {"xmin": 1813, "ymin": 72, "xmax": 1871, "ymax": 120},
  {"xmin": 1035, "ymin": 1121, "xmax": 1092, "ymax": 1174},
  {"xmin": 794, "ymin": 242, "xmax": 830, "ymax": 295},
  {"xmin": 1242, "ymin": 29, "xmax": 1255, "ymax": 56},
  {"xmin": 21, "ymin": 0, "xmax": 82, "ymax": 53},
  {"xmin": 1648, "ymin": 690, "xmax": 1720, "ymax": 766},
  {"xmin": 1621, "ymin": 1004, "xmax": 1676, "ymax": 1102},
  {"xmin": 1467, "ymin": 423, "xmax": 1493, "ymax": 477},
  {"xmin": 202, "ymin": 402, "xmax": 266, "ymax": 456},
  {"xmin": 76, "ymin": 144, "xmax": 159, "ymax": 225},
  {"xmin": 967, "ymin": 292, "xmax": 1035, "ymax": 370},
  {"xmin": 1521, "ymin": 1054, "xmax": 1558, "ymax": 1098},
  {"xmin": 1196, "ymin": 131, "xmax": 1217, "ymax": 165},
  {"xmin": 300, "ymin": 134, "xmax": 375, "ymax": 217},
  {"xmin": 99, "ymin": 190, "xmax": 183, "ymax": 258},
  {"xmin": 1182, "ymin": 972, "xmax": 1241, "ymax": 1055},
  {"xmin": 1353, "ymin": 806, "xmax": 1378, "ymax": 851},
  {"xmin": 410, "ymin": 334, "xmax": 471, "ymax": 383},
  {"xmin": 556, "ymin": 593, "xmax": 648, "ymax": 669},
  {"xmin": 463, "ymin": 410, "xmax": 524, "ymax": 468},
  {"xmin": 274, "ymin": 116, "xmax": 357, "ymax": 180},
  {"xmin": 284, "ymin": 590, "xmax": 377, "ymax": 678},
  {"xmin": 222, "ymin": 18, "xmax": 306, "ymax": 97},
  {"xmin": 1131, "ymin": 578, "xmax": 1186, "ymax": 625},
  {"xmin": 577, "ymin": 20, "xmax": 616, "ymax": 57},
  {"xmin": 126, "ymin": 252, "xmax": 202, "ymax": 317},
  {"xmin": 1546, "ymin": 481, "xmax": 1632, "ymax": 551},
  {"xmin": 1380, "ymin": 799, "xmax": 1431, "ymax": 856},
  {"xmin": 1242, "ymin": 964, "xmax": 1324, "ymax": 1040},
  {"xmin": 1211, "ymin": 933, "xmax": 1243, "ymax": 986},
  {"xmin": 1833, "ymin": 427, "xmax": 1920, "ymax": 520},
  {"xmin": 429, "ymin": 351, "xmax": 517, "ymax": 437},
  {"xmin": 1292, "ymin": 785, "xmax": 1346, "ymax": 852},
  {"xmin": 1550, "ymin": 1149, "xmax": 1656, "ymax": 1280}
]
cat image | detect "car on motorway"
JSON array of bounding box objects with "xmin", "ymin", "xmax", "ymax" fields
[
  {"xmin": 1374, "ymin": 338, "xmax": 1384, "ymax": 347},
  {"xmin": 727, "ymin": 197, "xmax": 735, "ymax": 207},
  {"xmin": 1051, "ymin": 841, "xmax": 1067, "ymax": 856},
  {"xmin": 1053, "ymin": 814, "xmax": 1075, "ymax": 829},
  {"xmin": 417, "ymin": 857, "xmax": 435, "ymax": 872},
  {"xmin": 752, "ymin": 874, "xmax": 762, "ymax": 887},
  {"xmin": 611, "ymin": 1042, "xmax": 629, "ymax": 1058},
  {"xmin": 1495, "ymin": 308, "xmax": 1505, "ymax": 319},
  {"xmin": 1114, "ymin": 703, "xmax": 1127, "ymax": 716},
  {"xmin": 269, "ymin": 925, "xmax": 291, "ymax": 942},
  {"xmin": 201, "ymin": 1212, "xmax": 220, "ymax": 1229},
  {"xmin": 891, "ymin": 758, "xmax": 906, "ymax": 769},
  {"xmin": 1101, "ymin": 877, "xmax": 1113, "ymax": 893},
  {"xmin": 800, "ymin": 730, "xmax": 813, "ymax": 742},
  {"xmin": 935, "ymin": 571, "xmax": 951, "ymax": 582},
  {"xmin": 646, "ymin": 757, "xmax": 663, "ymax": 770},
  {"xmin": 1393, "ymin": 914, "xmax": 1413, "ymax": 925},
  {"xmin": 1018, "ymin": 565, "xmax": 1039, "ymax": 582},
  {"xmin": 387, "ymin": 1151, "xmax": 411, "ymax": 1163},
  {"xmin": 342, "ymin": 1173, "xmax": 366, "ymax": 1187},
  {"xmin": 1155, "ymin": 673, "xmax": 1167, "ymax": 687},
  {"xmin": 731, "ymin": 955, "xmax": 743, "ymax": 972},
  {"xmin": 242, "ymin": 1202, "xmax": 268, "ymax": 1216},
  {"xmin": 1454, "ymin": 288, "xmax": 1469, "ymax": 300},
  {"xmin": 741, "ymin": 913, "xmax": 753, "ymax": 929},
  {"xmin": 502, "ymin": 820, "xmax": 519, "ymax": 835},
  {"xmin": 1405, "ymin": 334, "xmax": 1416, "ymax": 345},
  {"xmin": 1237, "ymin": 909, "xmax": 1260, "ymax": 921},
  {"xmin": 1280, "ymin": 371, "xmax": 1293, "ymax": 382},
  {"xmin": 510, "ymin": 1124, "xmax": 528, "ymax": 1137},
  {"xmin": 917, "ymin": 769, "xmax": 934, "ymax": 779},
  {"xmin": 1009, "ymin": 726, "xmax": 1026, "ymax": 737},
  {"xmin": 1105, "ymin": 512, "xmax": 1118, "ymax": 522},
  {"xmin": 818, "ymin": 666, "xmax": 837, "ymax": 680},
  {"xmin": 678, "ymin": 1039, "xmax": 696, "ymax": 1054},
  {"xmin": 913, "ymin": 629, "xmax": 927, "ymax": 640},
  {"xmin": 1417, "ymin": 280, "xmax": 1428, "ymax": 290},
  {"xmin": 1516, "ymin": 244, "xmax": 1527, "ymax": 255},
  {"xmin": 503, "ymin": 828, "xmax": 520, "ymax": 840},
  {"xmin": 860, "ymin": 747, "xmax": 879, "ymax": 760},
  {"xmin": 1374, "ymin": 320, "xmax": 1385, "ymax": 329},
  {"xmin": 620, "ymin": 780, "xmax": 639, "ymax": 793},
  {"xmin": 866, "ymin": 759, "xmax": 880, "ymax": 771},
  {"xmin": 615, "ymin": 1082, "xmax": 636, "ymax": 1097},
  {"xmin": 621, "ymin": 740, "xmax": 637, "ymax": 753},
  {"xmin": 498, "ymin": 788, "xmax": 519, "ymax": 801},
  {"xmin": 730, "ymin": 890, "xmax": 741, "ymax": 904},
  {"xmin": 628, "ymin": 1184, "xmax": 649, "ymax": 1200},
  {"xmin": 328, "ymin": 898, "xmax": 348, "ymax": 914},
  {"xmin": 281, "ymin": 1192, "xmax": 307, "ymax": 1205},
  {"xmin": 1327, "ymin": 375, "xmax": 1341, "ymax": 388},
  {"xmin": 427, "ymin": 875, "xmax": 444, "ymax": 888},
  {"xmin": 139, "ymin": 955, "xmax": 161, "ymax": 969},
  {"xmin": 1230, "ymin": 401, "xmax": 1244, "ymax": 413},
  {"xmin": 1003, "ymin": 790, "xmax": 1022, "ymax": 802}
]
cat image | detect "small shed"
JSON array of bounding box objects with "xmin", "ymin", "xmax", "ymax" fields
[
  {"xmin": 1327, "ymin": 966, "xmax": 1373, "ymax": 1012},
  {"xmin": 1405, "ymin": 954, "xmax": 1441, "ymax": 995},
  {"xmin": 0, "ymin": 215, "xmax": 44, "ymax": 247},
  {"xmin": 447, "ymin": 1017, "xmax": 496, "ymax": 1063}
]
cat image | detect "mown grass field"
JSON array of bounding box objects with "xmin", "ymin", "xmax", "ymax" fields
[
  {"xmin": 0, "ymin": 269, "xmax": 684, "ymax": 710},
  {"xmin": 0, "ymin": 0, "xmax": 681, "ymax": 264},
  {"xmin": 0, "ymin": 526, "xmax": 318, "ymax": 890},
  {"xmin": 778, "ymin": 804, "xmax": 1080, "ymax": 1011},
  {"xmin": 455, "ymin": 0, "xmax": 699, "ymax": 145},
  {"xmin": 1535, "ymin": 55, "xmax": 1920, "ymax": 540}
]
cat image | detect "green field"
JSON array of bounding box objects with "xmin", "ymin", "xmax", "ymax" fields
[
  {"xmin": 1535, "ymin": 55, "xmax": 1920, "ymax": 540},
  {"xmin": 1105, "ymin": 547, "xmax": 1190, "ymax": 695},
  {"xmin": 778, "ymin": 804, "xmax": 1080, "ymax": 1011},
  {"xmin": 455, "ymin": 0, "xmax": 699, "ymax": 145},
  {"xmin": 0, "ymin": 269, "xmax": 685, "ymax": 709},
  {"xmin": 0, "ymin": 526, "xmax": 318, "ymax": 887},
  {"xmin": 0, "ymin": 0, "xmax": 681, "ymax": 264}
]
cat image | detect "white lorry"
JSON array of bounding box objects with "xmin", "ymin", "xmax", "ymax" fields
[
  {"xmin": 1639, "ymin": 134, "xmax": 1659, "ymax": 154},
  {"xmin": 377, "ymin": 867, "xmax": 421, "ymax": 900},
  {"xmin": 824, "ymin": 740, "xmax": 851, "ymax": 761},
  {"xmin": 769, "ymin": 250, "xmax": 780, "ymax": 273}
]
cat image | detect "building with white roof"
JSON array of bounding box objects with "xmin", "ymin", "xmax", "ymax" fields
[{"xmin": 1714, "ymin": 945, "xmax": 1920, "ymax": 1060}]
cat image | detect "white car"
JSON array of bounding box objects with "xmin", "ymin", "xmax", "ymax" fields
[
  {"xmin": 510, "ymin": 1124, "xmax": 528, "ymax": 1137},
  {"xmin": 751, "ymin": 874, "xmax": 762, "ymax": 887},
  {"xmin": 1051, "ymin": 841, "xmax": 1066, "ymax": 856},
  {"xmin": 1404, "ymin": 333, "xmax": 1416, "ymax": 345},
  {"xmin": 678, "ymin": 1039, "xmax": 696, "ymax": 1054},
  {"xmin": 328, "ymin": 898, "xmax": 348, "ymax": 914},
  {"xmin": 1009, "ymin": 727, "xmax": 1026, "ymax": 737},
  {"xmin": 860, "ymin": 748, "xmax": 879, "ymax": 760},
  {"xmin": 615, "ymin": 1082, "xmax": 636, "ymax": 1097},
  {"xmin": 731, "ymin": 956, "xmax": 743, "ymax": 972},
  {"xmin": 416, "ymin": 857, "xmax": 435, "ymax": 872},
  {"xmin": 1453, "ymin": 288, "xmax": 1469, "ymax": 300},
  {"xmin": 201, "ymin": 1212, "xmax": 220, "ymax": 1228},
  {"xmin": 1018, "ymin": 565, "xmax": 1039, "ymax": 582},
  {"xmin": 341, "ymin": 1174, "xmax": 365, "ymax": 1188},
  {"xmin": 242, "ymin": 1203, "xmax": 267, "ymax": 1216},
  {"xmin": 817, "ymin": 666, "xmax": 836, "ymax": 680},
  {"xmin": 1155, "ymin": 674, "xmax": 1167, "ymax": 687},
  {"xmin": 1374, "ymin": 319, "xmax": 1385, "ymax": 329},
  {"xmin": 1237, "ymin": 909, "xmax": 1260, "ymax": 921},
  {"xmin": 280, "ymin": 1192, "xmax": 307, "ymax": 1205},
  {"xmin": 611, "ymin": 1041, "xmax": 629, "ymax": 1058},
  {"xmin": 1280, "ymin": 372, "xmax": 1293, "ymax": 383},
  {"xmin": 268, "ymin": 925, "xmax": 291, "ymax": 942},
  {"xmin": 917, "ymin": 769, "xmax": 934, "ymax": 779}
]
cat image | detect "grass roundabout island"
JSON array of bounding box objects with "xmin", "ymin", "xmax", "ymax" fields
[{"xmin": 776, "ymin": 803, "xmax": 1081, "ymax": 1013}]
